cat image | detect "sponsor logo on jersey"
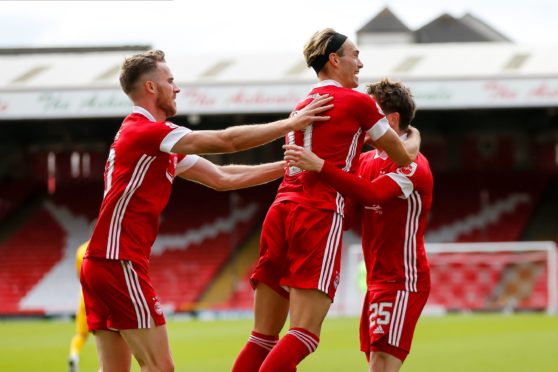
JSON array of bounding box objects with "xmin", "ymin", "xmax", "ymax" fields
[{"xmin": 364, "ymin": 204, "xmax": 383, "ymax": 215}]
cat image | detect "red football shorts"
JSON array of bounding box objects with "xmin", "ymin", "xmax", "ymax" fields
[
  {"xmin": 251, "ymin": 201, "xmax": 344, "ymax": 300},
  {"xmin": 360, "ymin": 288, "xmax": 429, "ymax": 362},
  {"xmin": 80, "ymin": 257, "xmax": 166, "ymax": 331}
]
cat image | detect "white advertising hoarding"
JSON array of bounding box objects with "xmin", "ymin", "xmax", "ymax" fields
[{"xmin": 1, "ymin": 78, "xmax": 557, "ymax": 120}]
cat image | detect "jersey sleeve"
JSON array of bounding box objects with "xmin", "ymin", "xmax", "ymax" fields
[
  {"xmin": 385, "ymin": 160, "xmax": 430, "ymax": 199},
  {"xmin": 358, "ymin": 94, "xmax": 389, "ymax": 141},
  {"xmin": 160, "ymin": 122, "xmax": 192, "ymax": 154},
  {"xmin": 319, "ymin": 161, "xmax": 402, "ymax": 206},
  {"xmin": 175, "ymin": 154, "xmax": 201, "ymax": 174}
]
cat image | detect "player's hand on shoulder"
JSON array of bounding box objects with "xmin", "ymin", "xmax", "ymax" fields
[{"xmin": 289, "ymin": 94, "xmax": 333, "ymax": 131}]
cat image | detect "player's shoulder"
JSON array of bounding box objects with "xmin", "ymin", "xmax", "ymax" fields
[
  {"xmin": 358, "ymin": 150, "xmax": 380, "ymax": 175},
  {"xmin": 414, "ymin": 153, "xmax": 432, "ymax": 172},
  {"xmin": 349, "ymin": 91, "xmax": 383, "ymax": 117},
  {"xmin": 125, "ymin": 114, "xmax": 182, "ymax": 137},
  {"xmin": 341, "ymin": 88, "xmax": 373, "ymax": 104},
  {"xmin": 393, "ymin": 153, "xmax": 432, "ymax": 180}
]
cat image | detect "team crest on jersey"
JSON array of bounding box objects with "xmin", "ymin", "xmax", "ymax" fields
[
  {"xmin": 396, "ymin": 162, "xmax": 417, "ymax": 177},
  {"xmin": 333, "ymin": 272, "xmax": 340, "ymax": 290}
]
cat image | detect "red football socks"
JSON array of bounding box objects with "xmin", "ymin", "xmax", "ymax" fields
[
  {"xmin": 259, "ymin": 327, "xmax": 320, "ymax": 372},
  {"xmin": 232, "ymin": 331, "xmax": 278, "ymax": 372}
]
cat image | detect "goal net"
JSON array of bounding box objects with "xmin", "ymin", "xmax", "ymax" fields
[{"xmin": 336, "ymin": 241, "xmax": 557, "ymax": 316}]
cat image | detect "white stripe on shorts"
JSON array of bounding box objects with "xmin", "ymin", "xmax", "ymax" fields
[
  {"xmin": 389, "ymin": 290, "xmax": 409, "ymax": 347},
  {"xmin": 121, "ymin": 261, "xmax": 151, "ymax": 329},
  {"xmin": 318, "ymin": 212, "xmax": 343, "ymax": 294}
]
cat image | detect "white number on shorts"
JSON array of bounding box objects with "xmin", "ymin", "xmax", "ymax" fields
[{"xmin": 369, "ymin": 302, "xmax": 393, "ymax": 327}]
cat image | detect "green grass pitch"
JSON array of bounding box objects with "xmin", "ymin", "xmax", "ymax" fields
[{"xmin": 0, "ymin": 313, "xmax": 557, "ymax": 371}]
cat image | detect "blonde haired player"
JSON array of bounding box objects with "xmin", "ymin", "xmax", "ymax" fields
[
  {"xmin": 68, "ymin": 240, "xmax": 89, "ymax": 372},
  {"xmin": 233, "ymin": 30, "xmax": 420, "ymax": 372}
]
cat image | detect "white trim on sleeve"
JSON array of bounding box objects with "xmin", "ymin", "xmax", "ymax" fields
[
  {"xmin": 175, "ymin": 155, "xmax": 200, "ymax": 174},
  {"xmin": 387, "ymin": 172, "xmax": 414, "ymax": 199},
  {"xmin": 367, "ymin": 117, "xmax": 390, "ymax": 141},
  {"xmin": 160, "ymin": 127, "xmax": 192, "ymax": 154}
]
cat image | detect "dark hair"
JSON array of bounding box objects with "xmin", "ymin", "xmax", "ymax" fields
[
  {"xmin": 119, "ymin": 49, "xmax": 166, "ymax": 96},
  {"xmin": 367, "ymin": 78, "xmax": 416, "ymax": 131}
]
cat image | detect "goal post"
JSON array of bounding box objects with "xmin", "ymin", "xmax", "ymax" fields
[
  {"xmin": 426, "ymin": 242, "xmax": 557, "ymax": 315},
  {"xmin": 337, "ymin": 241, "xmax": 557, "ymax": 316}
]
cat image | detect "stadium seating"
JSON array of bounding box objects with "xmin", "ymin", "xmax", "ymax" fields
[
  {"xmin": 0, "ymin": 177, "xmax": 278, "ymax": 315},
  {"xmin": 150, "ymin": 182, "xmax": 277, "ymax": 311},
  {"xmin": 1, "ymin": 167, "xmax": 554, "ymax": 315},
  {"xmin": 0, "ymin": 179, "xmax": 40, "ymax": 222},
  {"xmin": 427, "ymin": 250, "xmax": 549, "ymax": 311},
  {"xmin": 49, "ymin": 181, "xmax": 104, "ymax": 221},
  {"xmin": 0, "ymin": 208, "xmax": 65, "ymax": 314},
  {"xmin": 212, "ymin": 262, "xmax": 256, "ymax": 311},
  {"xmin": 426, "ymin": 171, "xmax": 549, "ymax": 242}
]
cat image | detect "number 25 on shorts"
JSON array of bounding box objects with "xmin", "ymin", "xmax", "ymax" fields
[{"xmin": 369, "ymin": 302, "xmax": 393, "ymax": 327}]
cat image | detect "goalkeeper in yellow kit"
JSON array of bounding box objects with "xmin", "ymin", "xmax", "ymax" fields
[{"xmin": 68, "ymin": 240, "xmax": 89, "ymax": 372}]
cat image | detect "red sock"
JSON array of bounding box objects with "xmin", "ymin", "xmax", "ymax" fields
[
  {"xmin": 232, "ymin": 331, "xmax": 278, "ymax": 372},
  {"xmin": 259, "ymin": 328, "xmax": 320, "ymax": 372}
]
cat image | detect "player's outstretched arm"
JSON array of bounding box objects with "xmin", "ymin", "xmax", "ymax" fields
[
  {"xmin": 284, "ymin": 144, "xmax": 401, "ymax": 205},
  {"xmin": 171, "ymin": 95, "xmax": 333, "ymax": 155},
  {"xmin": 178, "ymin": 156, "xmax": 285, "ymax": 191},
  {"xmin": 373, "ymin": 126, "xmax": 420, "ymax": 167}
]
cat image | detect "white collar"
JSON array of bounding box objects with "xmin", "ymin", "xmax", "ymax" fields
[
  {"xmin": 132, "ymin": 106, "xmax": 157, "ymax": 122},
  {"xmin": 313, "ymin": 79, "xmax": 343, "ymax": 88},
  {"xmin": 375, "ymin": 133, "xmax": 409, "ymax": 159}
]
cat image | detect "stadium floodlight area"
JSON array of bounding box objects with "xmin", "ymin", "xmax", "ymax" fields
[{"xmin": 338, "ymin": 241, "xmax": 557, "ymax": 316}]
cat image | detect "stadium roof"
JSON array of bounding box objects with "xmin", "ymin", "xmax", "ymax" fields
[
  {"xmin": 357, "ymin": 7, "xmax": 411, "ymax": 33},
  {"xmin": 1, "ymin": 43, "xmax": 555, "ymax": 87},
  {"xmin": 0, "ymin": 45, "xmax": 151, "ymax": 56},
  {"xmin": 1, "ymin": 42, "xmax": 558, "ymax": 119},
  {"xmin": 356, "ymin": 7, "xmax": 512, "ymax": 45},
  {"xmin": 415, "ymin": 13, "xmax": 512, "ymax": 43}
]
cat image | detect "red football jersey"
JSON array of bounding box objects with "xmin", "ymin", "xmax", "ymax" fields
[
  {"xmin": 275, "ymin": 80, "xmax": 388, "ymax": 214},
  {"xmin": 87, "ymin": 106, "xmax": 198, "ymax": 269},
  {"xmin": 358, "ymin": 150, "xmax": 433, "ymax": 292}
]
